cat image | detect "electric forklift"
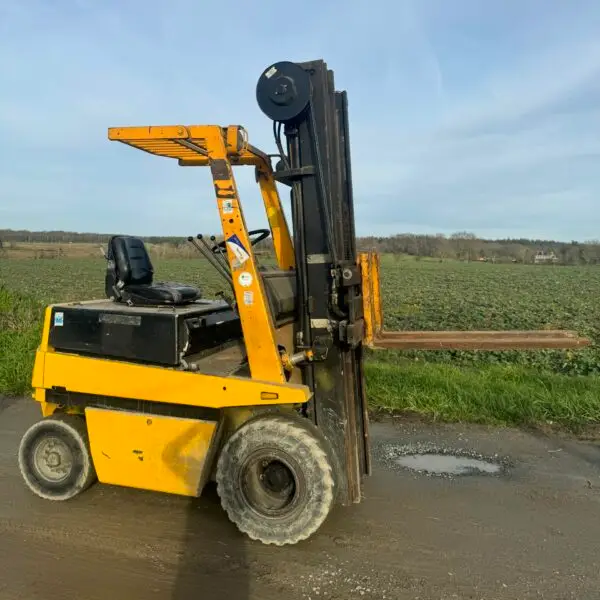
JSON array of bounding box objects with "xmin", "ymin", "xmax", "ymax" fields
[{"xmin": 18, "ymin": 60, "xmax": 589, "ymax": 545}]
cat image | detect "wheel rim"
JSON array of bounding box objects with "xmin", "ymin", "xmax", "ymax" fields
[
  {"xmin": 31, "ymin": 435, "xmax": 74, "ymax": 483},
  {"xmin": 239, "ymin": 449, "xmax": 306, "ymax": 518}
]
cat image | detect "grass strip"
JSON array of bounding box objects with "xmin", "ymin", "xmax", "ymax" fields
[
  {"xmin": 366, "ymin": 360, "xmax": 600, "ymax": 430},
  {"xmin": 0, "ymin": 286, "xmax": 43, "ymax": 397}
]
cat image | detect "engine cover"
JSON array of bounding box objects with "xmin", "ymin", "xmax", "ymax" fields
[{"xmin": 48, "ymin": 299, "xmax": 241, "ymax": 367}]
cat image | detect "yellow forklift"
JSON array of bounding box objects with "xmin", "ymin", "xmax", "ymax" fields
[{"xmin": 18, "ymin": 59, "xmax": 589, "ymax": 545}]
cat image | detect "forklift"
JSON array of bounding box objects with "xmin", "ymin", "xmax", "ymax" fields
[{"xmin": 18, "ymin": 59, "xmax": 589, "ymax": 545}]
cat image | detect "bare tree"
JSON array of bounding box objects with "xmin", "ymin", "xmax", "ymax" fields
[{"xmin": 450, "ymin": 231, "xmax": 477, "ymax": 261}]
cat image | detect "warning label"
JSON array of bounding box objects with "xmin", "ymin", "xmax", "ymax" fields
[{"xmin": 226, "ymin": 234, "xmax": 250, "ymax": 268}]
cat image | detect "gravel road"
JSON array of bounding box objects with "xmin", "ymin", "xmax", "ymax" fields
[{"xmin": 1, "ymin": 398, "xmax": 600, "ymax": 599}]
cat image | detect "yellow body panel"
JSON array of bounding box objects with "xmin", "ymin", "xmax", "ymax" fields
[
  {"xmin": 30, "ymin": 349, "xmax": 46, "ymax": 391},
  {"xmin": 40, "ymin": 401, "xmax": 57, "ymax": 417},
  {"xmin": 85, "ymin": 408, "xmax": 219, "ymax": 496},
  {"xmin": 36, "ymin": 350, "xmax": 310, "ymax": 409}
]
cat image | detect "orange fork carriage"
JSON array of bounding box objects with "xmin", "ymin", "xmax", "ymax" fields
[{"xmin": 359, "ymin": 250, "xmax": 589, "ymax": 351}]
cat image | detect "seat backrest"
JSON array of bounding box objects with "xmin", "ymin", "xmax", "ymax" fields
[{"xmin": 106, "ymin": 236, "xmax": 154, "ymax": 293}]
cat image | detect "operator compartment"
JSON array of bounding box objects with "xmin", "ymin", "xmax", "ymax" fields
[
  {"xmin": 49, "ymin": 234, "xmax": 243, "ymax": 368},
  {"xmin": 47, "ymin": 233, "xmax": 297, "ymax": 370}
]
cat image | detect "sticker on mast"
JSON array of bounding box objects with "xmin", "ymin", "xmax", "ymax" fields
[
  {"xmin": 238, "ymin": 272, "xmax": 253, "ymax": 287},
  {"xmin": 225, "ymin": 234, "xmax": 250, "ymax": 268}
]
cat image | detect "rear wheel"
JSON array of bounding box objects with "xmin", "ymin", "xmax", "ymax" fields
[
  {"xmin": 18, "ymin": 414, "xmax": 97, "ymax": 501},
  {"xmin": 216, "ymin": 414, "xmax": 335, "ymax": 545}
]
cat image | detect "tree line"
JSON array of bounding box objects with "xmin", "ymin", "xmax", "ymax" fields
[
  {"xmin": 2, "ymin": 229, "xmax": 600, "ymax": 265},
  {"xmin": 358, "ymin": 232, "xmax": 600, "ymax": 265}
]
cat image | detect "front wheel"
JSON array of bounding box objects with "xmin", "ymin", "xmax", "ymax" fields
[
  {"xmin": 18, "ymin": 414, "xmax": 97, "ymax": 501},
  {"xmin": 216, "ymin": 414, "xmax": 335, "ymax": 545}
]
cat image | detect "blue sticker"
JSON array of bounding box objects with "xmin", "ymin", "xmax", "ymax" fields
[
  {"xmin": 225, "ymin": 234, "xmax": 250, "ymax": 267},
  {"xmin": 54, "ymin": 311, "xmax": 64, "ymax": 327}
]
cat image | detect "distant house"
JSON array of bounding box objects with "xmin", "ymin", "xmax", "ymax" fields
[{"xmin": 534, "ymin": 250, "xmax": 558, "ymax": 264}]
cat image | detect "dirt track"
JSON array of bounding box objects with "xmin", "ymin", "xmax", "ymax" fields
[{"xmin": 1, "ymin": 398, "xmax": 600, "ymax": 599}]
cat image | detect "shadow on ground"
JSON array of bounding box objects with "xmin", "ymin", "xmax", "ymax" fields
[{"xmin": 170, "ymin": 482, "xmax": 251, "ymax": 600}]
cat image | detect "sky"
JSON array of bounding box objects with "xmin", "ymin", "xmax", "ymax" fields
[{"xmin": 1, "ymin": 0, "xmax": 600, "ymax": 242}]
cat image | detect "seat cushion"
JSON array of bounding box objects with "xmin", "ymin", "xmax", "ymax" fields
[{"xmin": 124, "ymin": 281, "xmax": 201, "ymax": 306}]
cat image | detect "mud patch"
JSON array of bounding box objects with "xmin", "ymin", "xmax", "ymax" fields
[{"xmin": 373, "ymin": 440, "xmax": 510, "ymax": 478}]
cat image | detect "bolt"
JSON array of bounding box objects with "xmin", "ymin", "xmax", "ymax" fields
[
  {"xmin": 275, "ymin": 83, "xmax": 288, "ymax": 96},
  {"xmin": 271, "ymin": 76, "xmax": 296, "ymax": 106},
  {"xmin": 46, "ymin": 452, "xmax": 61, "ymax": 467}
]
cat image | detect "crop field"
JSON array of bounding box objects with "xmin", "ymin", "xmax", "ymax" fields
[{"xmin": 2, "ymin": 254, "xmax": 600, "ymax": 429}]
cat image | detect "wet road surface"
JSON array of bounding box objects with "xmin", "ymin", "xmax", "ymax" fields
[{"xmin": 2, "ymin": 398, "xmax": 600, "ymax": 599}]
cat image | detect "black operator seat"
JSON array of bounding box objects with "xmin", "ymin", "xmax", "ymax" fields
[{"xmin": 105, "ymin": 235, "xmax": 201, "ymax": 306}]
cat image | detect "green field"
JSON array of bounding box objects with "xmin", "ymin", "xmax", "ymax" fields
[{"xmin": 2, "ymin": 255, "xmax": 600, "ymax": 429}]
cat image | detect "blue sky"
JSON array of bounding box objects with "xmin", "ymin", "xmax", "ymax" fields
[{"xmin": 1, "ymin": 0, "xmax": 600, "ymax": 241}]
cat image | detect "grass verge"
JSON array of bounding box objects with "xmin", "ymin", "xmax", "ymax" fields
[
  {"xmin": 366, "ymin": 360, "xmax": 600, "ymax": 431},
  {"xmin": 0, "ymin": 287, "xmax": 43, "ymax": 397}
]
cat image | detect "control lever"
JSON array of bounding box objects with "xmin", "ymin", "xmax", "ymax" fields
[
  {"xmin": 196, "ymin": 234, "xmax": 233, "ymax": 284},
  {"xmin": 186, "ymin": 235, "xmax": 233, "ymax": 287},
  {"xmin": 210, "ymin": 235, "xmax": 230, "ymax": 274}
]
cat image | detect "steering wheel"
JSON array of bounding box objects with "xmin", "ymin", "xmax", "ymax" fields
[{"xmin": 212, "ymin": 228, "xmax": 271, "ymax": 253}]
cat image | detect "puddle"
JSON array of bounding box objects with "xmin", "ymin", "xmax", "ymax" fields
[
  {"xmin": 395, "ymin": 453, "xmax": 501, "ymax": 475},
  {"xmin": 373, "ymin": 440, "xmax": 510, "ymax": 478}
]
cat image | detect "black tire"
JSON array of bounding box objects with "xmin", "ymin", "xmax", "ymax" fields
[
  {"xmin": 216, "ymin": 413, "xmax": 335, "ymax": 545},
  {"xmin": 18, "ymin": 413, "xmax": 97, "ymax": 501}
]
